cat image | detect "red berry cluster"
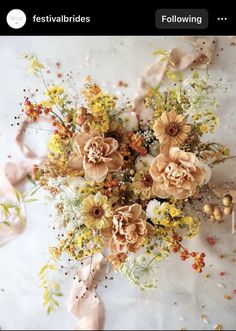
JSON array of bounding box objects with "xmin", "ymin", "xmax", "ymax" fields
[
  {"xmin": 171, "ymin": 233, "xmax": 205, "ymax": 273},
  {"xmin": 191, "ymin": 252, "xmax": 205, "ymax": 273},
  {"xmin": 24, "ymin": 100, "xmax": 52, "ymax": 122},
  {"xmin": 180, "ymin": 250, "xmax": 205, "ymax": 272}
]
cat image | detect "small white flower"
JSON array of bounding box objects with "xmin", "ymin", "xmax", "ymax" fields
[
  {"xmin": 135, "ymin": 154, "xmax": 154, "ymax": 171},
  {"xmin": 146, "ymin": 199, "xmax": 161, "ymax": 219},
  {"xmin": 68, "ymin": 177, "xmax": 86, "ymax": 192},
  {"xmin": 118, "ymin": 111, "xmax": 138, "ymax": 131}
]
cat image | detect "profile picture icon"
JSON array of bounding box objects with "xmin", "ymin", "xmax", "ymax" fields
[{"xmin": 6, "ymin": 9, "xmax": 26, "ymax": 29}]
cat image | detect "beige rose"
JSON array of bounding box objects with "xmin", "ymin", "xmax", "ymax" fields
[
  {"xmin": 69, "ymin": 131, "xmax": 123, "ymax": 182},
  {"xmin": 149, "ymin": 147, "xmax": 207, "ymax": 199},
  {"xmin": 102, "ymin": 204, "xmax": 148, "ymax": 253}
]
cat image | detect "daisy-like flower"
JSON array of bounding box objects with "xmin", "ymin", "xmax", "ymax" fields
[
  {"xmin": 106, "ymin": 120, "xmax": 129, "ymax": 145},
  {"xmin": 153, "ymin": 110, "xmax": 191, "ymax": 152},
  {"xmin": 81, "ymin": 193, "xmax": 112, "ymax": 230},
  {"xmin": 132, "ymin": 170, "xmax": 157, "ymax": 200}
]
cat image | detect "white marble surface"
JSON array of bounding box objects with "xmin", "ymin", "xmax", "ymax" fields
[{"xmin": 0, "ymin": 36, "xmax": 236, "ymax": 330}]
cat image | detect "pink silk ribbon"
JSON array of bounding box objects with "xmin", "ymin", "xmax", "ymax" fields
[
  {"xmin": 0, "ymin": 118, "xmax": 44, "ymax": 247},
  {"xmin": 68, "ymin": 253, "xmax": 104, "ymax": 330}
]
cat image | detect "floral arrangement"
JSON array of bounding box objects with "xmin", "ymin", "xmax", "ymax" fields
[{"xmin": 4, "ymin": 53, "xmax": 235, "ymax": 313}]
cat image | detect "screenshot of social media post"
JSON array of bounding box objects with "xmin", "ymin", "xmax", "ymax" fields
[{"xmin": 0, "ymin": 7, "xmax": 236, "ymax": 331}]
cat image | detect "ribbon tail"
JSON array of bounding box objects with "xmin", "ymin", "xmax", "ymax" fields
[{"xmin": 68, "ymin": 253, "xmax": 105, "ymax": 330}]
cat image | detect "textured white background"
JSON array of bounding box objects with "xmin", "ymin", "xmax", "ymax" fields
[{"xmin": 0, "ymin": 36, "xmax": 236, "ymax": 330}]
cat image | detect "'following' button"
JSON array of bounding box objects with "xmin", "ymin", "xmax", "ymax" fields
[{"xmin": 155, "ymin": 9, "xmax": 208, "ymax": 29}]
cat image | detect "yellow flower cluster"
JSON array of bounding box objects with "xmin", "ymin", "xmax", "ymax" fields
[
  {"xmin": 41, "ymin": 85, "xmax": 67, "ymax": 108},
  {"xmin": 48, "ymin": 134, "xmax": 64, "ymax": 155},
  {"xmin": 76, "ymin": 226, "xmax": 105, "ymax": 255},
  {"xmin": 192, "ymin": 110, "xmax": 219, "ymax": 134},
  {"xmin": 149, "ymin": 202, "xmax": 200, "ymax": 239},
  {"xmin": 22, "ymin": 53, "xmax": 45, "ymax": 74},
  {"xmin": 88, "ymin": 93, "xmax": 117, "ymax": 133},
  {"xmin": 200, "ymin": 143, "xmax": 230, "ymax": 164},
  {"xmin": 47, "ymin": 134, "xmax": 69, "ymax": 162}
]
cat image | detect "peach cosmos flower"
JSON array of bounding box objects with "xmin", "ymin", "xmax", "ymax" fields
[
  {"xmin": 102, "ymin": 204, "xmax": 148, "ymax": 253},
  {"xmin": 69, "ymin": 131, "xmax": 123, "ymax": 182},
  {"xmin": 153, "ymin": 110, "xmax": 191, "ymax": 152},
  {"xmin": 149, "ymin": 147, "xmax": 209, "ymax": 199}
]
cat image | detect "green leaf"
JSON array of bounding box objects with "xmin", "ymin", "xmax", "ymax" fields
[
  {"xmin": 29, "ymin": 186, "xmax": 40, "ymax": 196},
  {"xmin": 13, "ymin": 189, "xmax": 21, "ymax": 203},
  {"xmin": 1, "ymin": 203, "xmax": 10, "ymax": 217},
  {"xmin": 47, "ymin": 306, "xmax": 52, "ymax": 315},
  {"xmin": 193, "ymin": 70, "xmax": 199, "ymax": 80},
  {"xmin": 166, "ymin": 70, "xmax": 177, "ymax": 82},
  {"xmin": 27, "ymin": 174, "xmax": 37, "ymax": 186},
  {"xmin": 38, "ymin": 264, "xmax": 48, "ymax": 276},
  {"xmin": 47, "ymin": 264, "xmax": 58, "ymax": 271},
  {"xmin": 2, "ymin": 221, "xmax": 11, "ymax": 227},
  {"xmin": 24, "ymin": 198, "xmax": 37, "ymax": 203},
  {"xmin": 152, "ymin": 49, "xmax": 169, "ymax": 56}
]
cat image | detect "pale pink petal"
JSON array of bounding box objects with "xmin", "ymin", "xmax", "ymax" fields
[
  {"xmin": 73, "ymin": 132, "xmax": 91, "ymax": 155},
  {"xmin": 152, "ymin": 181, "xmax": 170, "ymax": 198},
  {"xmin": 103, "ymin": 138, "xmax": 119, "ymax": 155},
  {"xmin": 130, "ymin": 203, "xmax": 142, "ymax": 220},
  {"xmin": 68, "ymin": 156, "xmax": 83, "ymax": 170},
  {"xmin": 84, "ymin": 160, "xmax": 108, "ymax": 182},
  {"xmin": 107, "ymin": 151, "xmax": 123, "ymax": 171}
]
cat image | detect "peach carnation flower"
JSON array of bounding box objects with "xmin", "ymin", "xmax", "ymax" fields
[
  {"xmin": 102, "ymin": 204, "xmax": 148, "ymax": 253},
  {"xmin": 69, "ymin": 131, "xmax": 123, "ymax": 182},
  {"xmin": 149, "ymin": 147, "xmax": 209, "ymax": 199}
]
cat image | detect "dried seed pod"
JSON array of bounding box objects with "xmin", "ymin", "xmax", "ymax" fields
[
  {"xmin": 224, "ymin": 206, "xmax": 233, "ymax": 215},
  {"xmin": 203, "ymin": 203, "xmax": 214, "ymax": 215},
  {"xmin": 213, "ymin": 206, "xmax": 223, "ymax": 217},
  {"xmin": 215, "ymin": 215, "xmax": 223, "ymax": 222},
  {"xmin": 223, "ymin": 194, "xmax": 233, "ymax": 207}
]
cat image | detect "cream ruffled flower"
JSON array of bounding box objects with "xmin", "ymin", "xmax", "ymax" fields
[
  {"xmin": 149, "ymin": 147, "xmax": 208, "ymax": 199},
  {"xmin": 69, "ymin": 131, "xmax": 123, "ymax": 182},
  {"xmin": 153, "ymin": 110, "xmax": 191, "ymax": 152}
]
